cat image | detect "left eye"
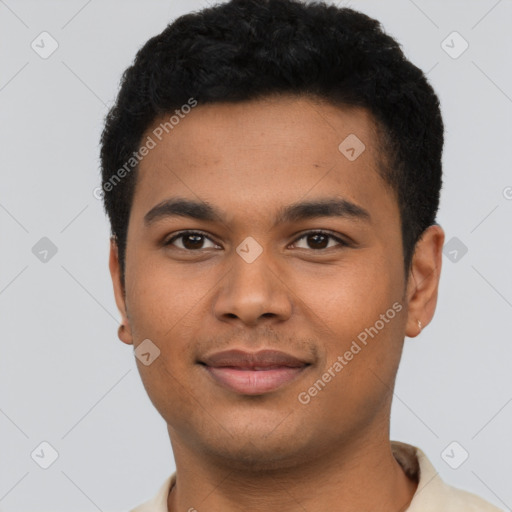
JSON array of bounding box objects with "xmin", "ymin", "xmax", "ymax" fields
[{"xmin": 291, "ymin": 231, "xmax": 347, "ymax": 250}]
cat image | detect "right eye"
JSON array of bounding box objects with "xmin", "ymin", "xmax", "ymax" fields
[{"xmin": 164, "ymin": 231, "xmax": 221, "ymax": 251}]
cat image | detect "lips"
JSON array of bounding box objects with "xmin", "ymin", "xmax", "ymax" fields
[
  {"xmin": 201, "ymin": 349, "xmax": 309, "ymax": 369},
  {"xmin": 199, "ymin": 349, "xmax": 311, "ymax": 395}
]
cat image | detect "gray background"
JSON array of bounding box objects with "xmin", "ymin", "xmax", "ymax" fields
[{"xmin": 1, "ymin": 0, "xmax": 511, "ymax": 510}]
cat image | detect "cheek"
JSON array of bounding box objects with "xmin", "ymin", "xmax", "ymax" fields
[
  {"xmin": 135, "ymin": 354, "xmax": 199, "ymax": 433},
  {"xmin": 297, "ymin": 292, "xmax": 406, "ymax": 432},
  {"xmin": 294, "ymin": 254, "xmax": 406, "ymax": 379},
  {"xmin": 126, "ymin": 264, "xmax": 207, "ymax": 418},
  {"xmin": 125, "ymin": 252, "xmax": 217, "ymax": 342},
  {"xmin": 294, "ymin": 256, "xmax": 398, "ymax": 327}
]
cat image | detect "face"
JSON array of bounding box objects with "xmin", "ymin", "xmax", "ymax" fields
[{"xmin": 110, "ymin": 95, "xmax": 443, "ymax": 470}]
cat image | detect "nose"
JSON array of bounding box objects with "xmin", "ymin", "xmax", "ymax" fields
[{"xmin": 212, "ymin": 244, "xmax": 293, "ymax": 327}]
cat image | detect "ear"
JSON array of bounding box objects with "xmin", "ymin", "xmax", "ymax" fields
[
  {"xmin": 109, "ymin": 237, "xmax": 133, "ymax": 345},
  {"xmin": 405, "ymin": 224, "xmax": 445, "ymax": 338}
]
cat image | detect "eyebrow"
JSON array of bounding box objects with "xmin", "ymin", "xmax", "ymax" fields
[{"xmin": 144, "ymin": 197, "xmax": 371, "ymax": 227}]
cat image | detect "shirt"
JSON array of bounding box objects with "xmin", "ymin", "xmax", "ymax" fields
[{"xmin": 130, "ymin": 440, "xmax": 503, "ymax": 511}]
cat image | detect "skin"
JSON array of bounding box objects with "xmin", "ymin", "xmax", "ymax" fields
[{"xmin": 109, "ymin": 95, "xmax": 444, "ymax": 512}]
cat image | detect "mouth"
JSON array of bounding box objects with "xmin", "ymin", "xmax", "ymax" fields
[{"xmin": 198, "ymin": 349, "xmax": 312, "ymax": 395}]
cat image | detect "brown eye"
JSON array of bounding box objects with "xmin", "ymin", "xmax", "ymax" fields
[
  {"xmin": 306, "ymin": 233, "xmax": 329, "ymax": 249},
  {"xmin": 165, "ymin": 231, "xmax": 219, "ymax": 250},
  {"xmin": 292, "ymin": 231, "xmax": 347, "ymax": 250}
]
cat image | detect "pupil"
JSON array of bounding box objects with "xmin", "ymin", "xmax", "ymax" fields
[
  {"xmin": 184, "ymin": 234, "xmax": 203, "ymax": 250},
  {"xmin": 309, "ymin": 233, "xmax": 327, "ymax": 249}
]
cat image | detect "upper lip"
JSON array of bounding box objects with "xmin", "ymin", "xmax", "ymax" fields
[{"xmin": 200, "ymin": 349, "xmax": 310, "ymax": 369}]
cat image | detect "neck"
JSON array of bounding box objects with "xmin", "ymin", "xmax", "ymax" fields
[{"xmin": 166, "ymin": 429, "xmax": 417, "ymax": 512}]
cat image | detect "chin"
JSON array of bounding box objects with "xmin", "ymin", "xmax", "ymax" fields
[
  {"xmin": 199, "ymin": 428, "xmax": 316, "ymax": 473},
  {"xmin": 211, "ymin": 444, "xmax": 308, "ymax": 473}
]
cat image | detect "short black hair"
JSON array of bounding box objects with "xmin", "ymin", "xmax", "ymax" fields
[{"xmin": 100, "ymin": 0, "xmax": 443, "ymax": 286}]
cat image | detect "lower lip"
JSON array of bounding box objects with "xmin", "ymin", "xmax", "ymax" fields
[{"xmin": 203, "ymin": 365, "xmax": 308, "ymax": 395}]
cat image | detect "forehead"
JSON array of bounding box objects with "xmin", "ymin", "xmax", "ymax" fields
[
  {"xmin": 130, "ymin": 96, "xmax": 397, "ymax": 230},
  {"xmin": 144, "ymin": 96, "xmax": 378, "ymax": 166}
]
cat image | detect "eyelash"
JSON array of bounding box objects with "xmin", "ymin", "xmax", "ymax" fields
[{"xmin": 163, "ymin": 230, "xmax": 350, "ymax": 251}]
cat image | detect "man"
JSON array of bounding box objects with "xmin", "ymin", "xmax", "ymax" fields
[{"xmin": 100, "ymin": 0, "xmax": 502, "ymax": 510}]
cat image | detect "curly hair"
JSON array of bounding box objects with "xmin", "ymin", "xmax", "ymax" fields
[{"xmin": 100, "ymin": 0, "xmax": 443, "ymax": 285}]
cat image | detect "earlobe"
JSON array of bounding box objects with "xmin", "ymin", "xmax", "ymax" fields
[
  {"xmin": 109, "ymin": 236, "xmax": 134, "ymax": 345},
  {"xmin": 117, "ymin": 323, "xmax": 132, "ymax": 345},
  {"xmin": 404, "ymin": 224, "xmax": 445, "ymax": 339}
]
